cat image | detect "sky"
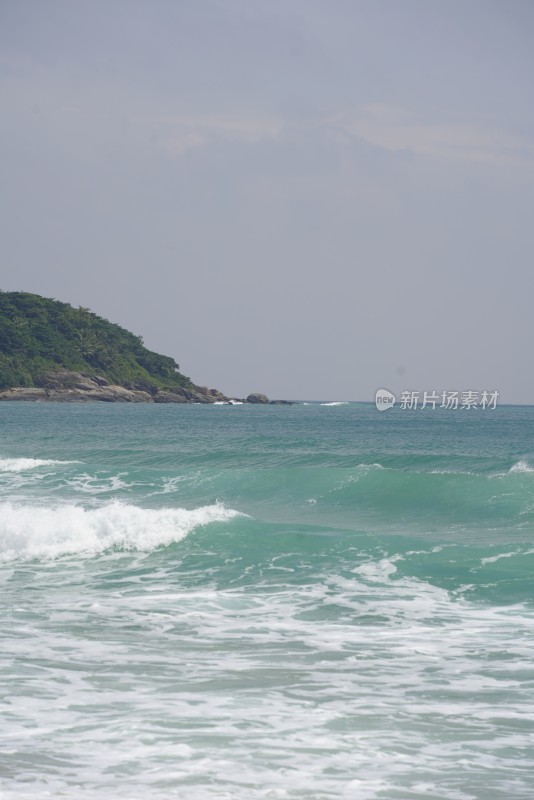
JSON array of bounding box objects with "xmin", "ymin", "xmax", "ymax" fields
[{"xmin": 1, "ymin": 0, "xmax": 533, "ymax": 401}]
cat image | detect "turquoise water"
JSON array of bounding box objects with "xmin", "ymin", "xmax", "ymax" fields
[{"xmin": 1, "ymin": 402, "xmax": 534, "ymax": 799}]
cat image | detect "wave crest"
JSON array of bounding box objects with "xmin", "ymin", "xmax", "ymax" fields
[
  {"xmin": 509, "ymin": 460, "xmax": 534, "ymax": 474},
  {"xmin": 0, "ymin": 501, "xmax": 242, "ymax": 561},
  {"xmin": 0, "ymin": 457, "xmax": 78, "ymax": 473}
]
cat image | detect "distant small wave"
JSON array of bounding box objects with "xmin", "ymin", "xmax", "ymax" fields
[
  {"xmin": 320, "ymin": 401, "xmax": 349, "ymax": 406},
  {"xmin": 0, "ymin": 501, "xmax": 242, "ymax": 561},
  {"xmin": 509, "ymin": 460, "xmax": 534, "ymax": 473},
  {"xmin": 481, "ymin": 550, "xmax": 519, "ymax": 565},
  {"xmin": 429, "ymin": 468, "xmax": 472, "ymax": 475},
  {"xmin": 0, "ymin": 457, "xmax": 79, "ymax": 473}
]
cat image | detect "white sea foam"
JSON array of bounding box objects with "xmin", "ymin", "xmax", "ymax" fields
[
  {"xmin": 353, "ymin": 557, "xmax": 399, "ymax": 581},
  {"xmin": 481, "ymin": 550, "xmax": 520, "ymax": 565},
  {"xmin": 65, "ymin": 472, "xmax": 137, "ymax": 494},
  {"xmin": 1, "ymin": 551, "xmax": 533, "ymax": 799},
  {"xmin": 509, "ymin": 460, "xmax": 534, "ymax": 473},
  {"xmin": 0, "ymin": 457, "xmax": 79, "ymax": 473},
  {"xmin": 320, "ymin": 401, "xmax": 349, "ymax": 406},
  {"xmin": 0, "ymin": 501, "xmax": 242, "ymax": 561},
  {"xmin": 429, "ymin": 468, "xmax": 472, "ymax": 475}
]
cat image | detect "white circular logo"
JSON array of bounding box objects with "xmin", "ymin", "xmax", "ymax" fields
[{"xmin": 375, "ymin": 388, "xmax": 396, "ymax": 412}]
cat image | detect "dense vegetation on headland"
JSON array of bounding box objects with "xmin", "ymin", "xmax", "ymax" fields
[{"xmin": 0, "ymin": 291, "xmax": 192, "ymax": 392}]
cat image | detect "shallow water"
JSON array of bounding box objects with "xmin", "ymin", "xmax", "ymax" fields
[{"xmin": 1, "ymin": 402, "xmax": 533, "ymax": 798}]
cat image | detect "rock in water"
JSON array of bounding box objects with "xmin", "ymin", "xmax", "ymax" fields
[{"xmin": 246, "ymin": 393, "xmax": 269, "ymax": 404}]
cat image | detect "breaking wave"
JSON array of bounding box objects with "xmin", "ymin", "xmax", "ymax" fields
[
  {"xmin": 0, "ymin": 457, "xmax": 79, "ymax": 473},
  {"xmin": 509, "ymin": 460, "xmax": 534, "ymax": 473},
  {"xmin": 0, "ymin": 501, "xmax": 242, "ymax": 561}
]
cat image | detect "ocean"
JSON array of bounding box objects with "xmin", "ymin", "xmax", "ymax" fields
[{"xmin": 1, "ymin": 401, "xmax": 533, "ymax": 799}]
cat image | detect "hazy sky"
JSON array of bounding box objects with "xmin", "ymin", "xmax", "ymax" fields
[{"xmin": 1, "ymin": 0, "xmax": 533, "ymax": 401}]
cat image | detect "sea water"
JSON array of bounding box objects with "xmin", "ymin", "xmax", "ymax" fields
[{"xmin": 1, "ymin": 402, "xmax": 533, "ymax": 799}]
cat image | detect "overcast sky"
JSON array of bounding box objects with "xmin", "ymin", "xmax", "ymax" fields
[{"xmin": 1, "ymin": 0, "xmax": 533, "ymax": 401}]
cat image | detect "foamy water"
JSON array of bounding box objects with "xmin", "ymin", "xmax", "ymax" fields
[
  {"xmin": 0, "ymin": 501, "xmax": 241, "ymax": 561},
  {"xmin": 1, "ymin": 402, "xmax": 534, "ymax": 799},
  {"xmin": 0, "ymin": 457, "xmax": 78, "ymax": 472}
]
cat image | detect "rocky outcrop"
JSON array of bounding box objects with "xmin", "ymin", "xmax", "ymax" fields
[
  {"xmin": 152, "ymin": 391, "xmax": 189, "ymax": 404},
  {"xmin": 0, "ymin": 387, "xmax": 50, "ymax": 401},
  {"xmin": 246, "ymin": 393, "xmax": 269, "ymax": 404},
  {"xmin": 35, "ymin": 371, "xmax": 108, "ymax": 391},
  {"xmin": 0, "ymin": 371, "xmax": 295, "ymax": 404},
  {"xmin": 153, "ymin": 386, "xmax": 216, "ymax": 404},
  {"xmin": 0, "ymin": 378, "xmax": 152, "ymax": 403},
  {"xmin": 225, "ymin": 396, "xmax": 294, "ymax": 405},
  {"xmin": 0, "ymin": 371, "xmax": 221, "ymax": 404}
]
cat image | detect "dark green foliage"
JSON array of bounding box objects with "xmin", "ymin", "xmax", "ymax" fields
[{"xmin": 0, "ymin": 291, "xmax": 192, "ymax": 390}]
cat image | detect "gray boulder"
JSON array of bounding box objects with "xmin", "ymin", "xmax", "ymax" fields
[
  {"xmin": 154, "ymin": 391, "xmax": 188, "ymax": 403},
  {"xmin": 0, "ymin": 387, "xmax": 48, "ymax": 401},
  {"xmin": 247, "ymin": 393, "xmax": 269, "ymax": 404}
]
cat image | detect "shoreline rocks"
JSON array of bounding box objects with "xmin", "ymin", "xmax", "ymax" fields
[
  {"xmin": 246, "ymin": 393, "xmax": 269, "ymax": 404},
  {"xmin": 0, "ymin": 371, "xmax": 295, "ymax": 405}
]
